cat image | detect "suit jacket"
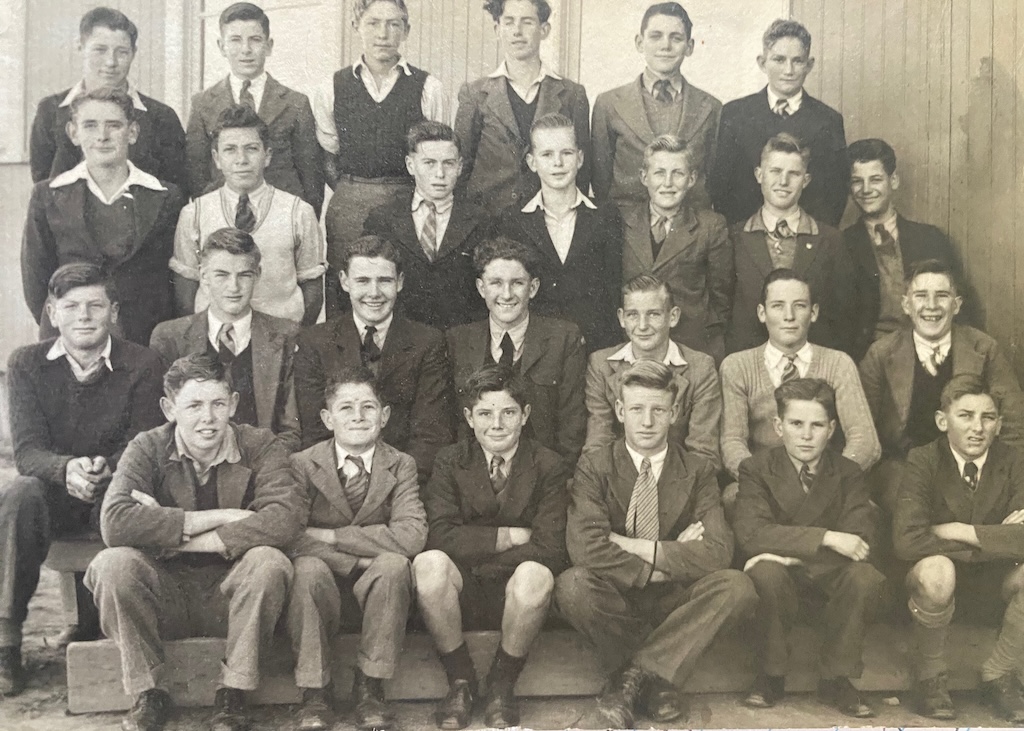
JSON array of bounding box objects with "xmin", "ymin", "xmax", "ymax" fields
[
  {"xmin": 286, "ymin": 438, "xmax": 427, "ymax": 576},
  {"xmin": 584, "ymin": 341, "xmax": 721, "ymax": 469},
  {"xmin": 148, "ymin": 310, "xmax": 301, "ymax": 452},
  {"xmin": 567, "ymin": 440, "xmax": 733, "ymax": 591},
  {"xmin": 100, "ymin": 423, "xmax": 305, "ymax": 560},
  {"xmin": 844, "ymin": 215, "xmax": 981, "ymax": 359},
  {"xmin": 494, "ymin": 199, "xmax": 623, "ymax": 351},
  {"xmin": 186, "ymin": 75, "xmax": 324, "ymax": 214},
  {"xmin": 293, "ymin": 315, "xmax": 455, "ymax": 480},
  {"xmin": 22, "ymin": 177, "xmax": 184, "ymax": 346},
  {"xmin": 710, "ymin": 88, "xmax": 848, "ymax": 226},
  {"xmin": 30, "ymin": 89, "xmax": 186, "ymax": 191},
  {"xmin": 894, "ymin": 439, "xmax": 1024, "ymax": 563},
  {"xmin": 363, "ymin": 192, "xmax": 488, "ymax": 330},
  {"xmin": 859, "ymin": 325, "xmax": 1024, "ymax": 457},
  {"xmin": 622, "ymin": 202, "xmax": 734, "ymax": 352},
  {"xmin": 454, "ymin": 74, "xmax": 591, "ymax": 212},
  {"xmin": 726, "ymin": 214, "xmax": 858, "ymax": 356},
  {"xmin": 591, "ymin": 76, "xmax": 720, "ymax": 208},
  {"xmin": 447, "ymin": 315, "xmax": 587, "ymax": 463},
  {"xmin": 424, "ymin": 437, "xmax": 570, "ymax": 573},
  {"xmin": 734, "ymin": 447, "xmax": 876, "ymax": 574}
]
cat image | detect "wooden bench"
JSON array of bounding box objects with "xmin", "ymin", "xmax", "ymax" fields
[{"xmin": 42, "ymin": 532, "xmax": 105, "ymax": 624}]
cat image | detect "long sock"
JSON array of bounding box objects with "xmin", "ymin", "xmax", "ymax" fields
[
  {"xmin": 982, "ymin": 591, "xmax": 1024, "ymax": 681},
  {"xmin": 909, "ymin": 597, "xmax": 954, "ymax": 681},
  {"xmin": 487, "ymin": 646, "xmax": 527, "ymax": 693},
  {"xmin": 439, "ymin": 642, "xmax": 476, "ymax": 686}
]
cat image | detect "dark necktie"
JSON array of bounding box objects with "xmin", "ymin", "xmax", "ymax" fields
[
  {"xmin": 489, "ymin": 455, "xmax": 507, "ymax": 495},
  {"xmin": 781, "ymin": 355, "xmax": 799, "ymax": 383},
  {"xmin": 963, "ymin": 461, "xmax": 979, "ymax": 491},
  {"xmin": 361, "ymin": 325, "xmax": 382, "ymax": 369},
  {"xmin": 774, "ymin": 98, "xmax": 791, "ymax": 118},
  {"xmin": 799, "ymin": 463, "xmax": 814, "ymax": 494},
  {"xmin": 419, "ymin": 200, "xmax": 437, "ymax": 261},
  {"xmin": 499, "ymin": 332, "xmax": 515, "ymax": 368},
  {"xmin": 625, "ymin": 458, "xmax": 659, "ymax": 540},
  {"xmin": 874, "ymin": 223, "xmax": 898, "ymax": 257},
  {"xmin": 771, "ymin": 219, "xmax": 794, "ymax": 256},
  {"xmin": 653, "ymin": 79, "xmax": 674, "ymax": 103},
  {"xmin": 217, "ymin": 322, "xmax": 236, "ymax": 362},
  {"xmin": 342, "ymin": 455, "xmax": 369, "ymax": 514},
  {"xmin": 651, "ymin": 213, "xmax": 668, "ymax": 261},
  {"xmin": 235, "ymin": 193, "xmax": 256, "ymax": 233},
  {"xmin": 239, "ymin": 79, "xmax": 256, "ymax": 111}
]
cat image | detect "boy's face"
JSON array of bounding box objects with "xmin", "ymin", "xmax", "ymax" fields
[
  {"xmin": 850, "ymin": 160, "xmax": 899, "ymax": 218},
  {"xmin": 476, "ymin": 258, "xmax": 539, "ymax": 328},
  {"xmin": 496, "ymin": 0, "xmax": 549, "ymax": 61},
  {"xmin": 756, "ymin": 150, "xmax": 810, "ymax": 211},
  {"xmin": 218, "ymin": 19, "xmax": 273, "ymax": 80},
  {"xmin": 616, "ymin": 384, "xmax": 678, "ymax": 455},
  {"xmin": 46, "ymin": 284, "xmax": 118, "ymax": 352},
  {"xmin": 758, "ymin": 36, "xmax": 814, "ymax": 98},
  {"xmin": 635, "ymin": 14, "xmax": 693, "ymax": 76},
  {"xmin": 618, "ymin": 289, "xmax": 680, "ymax": 358},
  {"xmin": 321, "ymin": 382, "xmax": 390, "ymax": 453},
  {"xmin": 356, "ymin": 1, "xmax": 409, "ymax": 64},
  {"xmin": 200, "ymin": 250, "xmax": 259, "ymax": 320},
  {"xmin": 406, "ymin": 140, "xmax": 462, "ymax": 202},
  {"xmin": 80, "ymin": 25, "xmax": 135, "ymax": 90},
  {"xmin": 527, "ymin": 126, "xmax": 582, "ymax": 192},
  {"xmin": 937, "ymin": 392, "xmax": 1000, "ymax": 461},
  {"xmin": 341, "ymin": 256, "xmax": 404, "ymax": 326},
  {"xmin": 902, "ymin": 272, "xmax": 961, "ymax": 342},
  {"xmin": 774, "ymin": 399, "xmax": 835, "ymax": 466},
  {"xmin": 465, "ymin": 389, "xmax": 530, "ymax": 456},
  {"xmin": 641, "ymin": 150, "xmax": 696, "ymax": 213},
  {"xmin": 68, "ymin": 99, "xmax": 138, "ymax": 168},
  {"xmin": 757, "ymin": 278, "xmax": 818, "ymax": 351},
  {"xmin": 213, "ymin": 126, "xmax": 271, "ymax": 195},
  {"xmin": 161, "ymin": 378, "xmax": 239, "ymax": 457}
]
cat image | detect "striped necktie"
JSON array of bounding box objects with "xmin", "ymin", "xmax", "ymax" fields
[
  {"xmin": 625, "ymin": 457, "xmax": 660, "ymax": 541},
  {"xmin": 774, "ymin": 98, "xmax": 791, "ymax": 118},
  {"xmin": 419, "ymin": 200, "xmax": 437, "ymax": 261},
  {"xmin": 781, "ymin": 354, "xmax": 799, "ymax": 383},
  {"xmin": 239, "ymin": 79, "xmax": 256, "ymax": 111},
  {"xmin": 799, "ymin": 463, "xmax": 814, "ymax": 493},
  {"xmin": 217, "ymin": 323, "xmax": 236, "ymax": 360},
  {"xmin": 342, "ymin": 455, "xmax": 369, "ymax": 514},
  {"xmin": 235, "ymin": 193, "xmax": 256, "ymax": 232}
]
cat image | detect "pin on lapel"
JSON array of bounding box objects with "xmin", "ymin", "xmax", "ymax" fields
[{"xmin": 806, "ymin": 242, "xmax": 812, "ymax": 249}]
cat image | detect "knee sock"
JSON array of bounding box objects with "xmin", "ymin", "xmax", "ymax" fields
[
  {"xmin": 909, "ymin": 597, "xmax": 954, "ymax": 681},
  {"xmin": 981, "ymin": 592, "xmax": 1024, "ymax": 682},
  {"xmin": 487, "ymin": 646, "xmax": 527, "ymax": 694},
  {"xmin": 439, "ymin": 642, "xmax": 476, "ymax": 687}
]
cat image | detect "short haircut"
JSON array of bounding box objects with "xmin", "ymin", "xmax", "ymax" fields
[
  {"xmin": 211, "ymin": 104, "xmax": 271, "ymax": 150},
  {"xmin": 760, "ymin": 268, "xmax": 815, "ymax": 306},
  {"xmin": 760, "ymin": 132, "xmax": 811, "ymax": 168},
  {"xmin": 848, "ymin": 138, "xmax": 898, "ymax": 176},
  {"xmin": 353, "ymin": 0, "xmax": 409, "ymax": 26},
  {"xmin": 483, "ymin": 0, "xmax": 551, "ymax": 24},
  {"xmin": 324, "ymin": 364, "xmax": 384, "ymax": 406},
  {"xmin": 529, "ymin": 112, "xmax": 577, "ymax": 150},
  {"xmin": 940, "ymin": 373, "xmax": 1001, "ymax": 413},
  {"xmin": 762, "ymin": 18, "xmax": 812, "ymax": 55},
  {"xmin": 472, "ymin": 236, "xmax": 541, "ymax": 279},
  {"xmin": 406, "ymin": 120, "xmax": 461, "ymax": 156},
  {"xmin": 905, "ymin": 258, "xmax": 958, "ymax": 295},
  {"xmin": 80, "ymin": 7, "xmax": 138, "ymax": 49},
  {"xmin": 219, "ymin": 2, "xmax": 271, "ymax": 36},
  {"xmin": 621, "ymin": 274, "xmax": 675, "ymax": 309},
  {"xmin": 164, "ymin": 353, "xmax": 230, "ymax": 400},
  {"xmin": 643, "ymin": 134, "xmax": 699, "ymax": 172},
  {"xmin": 775, "ymin": 377, "xmax": 837, "ymax": 422},
  {"xmin": 200, "ymin": 227, "xmax": 262, "ymax": 268},
  {"xmin": 460, "ymin": 364, "xmax": 531, "ymax": 411},
  {"xmin": 618, "ymin": 359, "xmax": 679, "ymax": 401},
  {"xmin": 341, "ymin": 235, "xmax": 404, "ymax": 275},
  {"xmin": 70, "ymin": 87, "xmax": 135, "ymax": 123},
  {"xmin": 640, "ymin": 2, "xmax": 693, "ymax": 38},
  {"xmin": 48, "ymin": 262, "xmax": 119, "ymax": 304}
]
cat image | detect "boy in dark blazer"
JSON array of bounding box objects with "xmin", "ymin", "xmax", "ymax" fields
[
  {"xmin": 30, "ymin": 7, "xmax": 186, "ymax": 190},
  {"xmin": 447, "ymin": 237, "xmax": 587, "ymax": 463},
  {"xmin": 894, "ymin": 375, "xmax": 1024, "ymax": 723},
  {"xmin": 185, "ymin": 2, "xmax": 323, "ymax": 213},
  {"xmin": 363, "ymin": 121, "xmax": 489, "ymax": 330},
  {"xmin": 414, "ymin": 365, "xmax": 571, "ymax": 729},
  {"xmin": 149, "ymin": 228, "xmax": 301, "ymax": 452},
  {"xmin": 710, "ymin": 19, "xmax": 847, "ymax": 226},
  {"xmin": 591, "ymin": 2, "xmax": 720, "ymax": 210},
  {"xmin": 454, "ymin": 0, "xmax": 590, "ymax": 213},
  {"xmin": 494, "ymin": 112, "xmax": 623, "ymax": 352},
  {"xmin": 556, "ymin": 360, "xmax": 756, "ymax": 729},
  {"xmin": 734, "ymin": 378, "xmax": 884, "ymax": 718},
  {"xmin": 286, "ymin": 366, "xmax": 427, "ymax": 731}
]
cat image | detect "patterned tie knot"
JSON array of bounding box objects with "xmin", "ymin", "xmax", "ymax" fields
[
  {"xmin": 652, "ymin": 214, "xmax": 669, "ymax": 242},
  {"xmin": 489, "ymin": 454, "xmax": 505, "ymax": 479},
  {"xmin": 774, "ymin": 219, "xmax": 794, "ymax": 238},
  {"xmin": 235, "ymin": 192, "xmax": 256, "ymax": 232},
  {"xmin": 640, "ymin": 457, "xmax": 652, "ymax": 477},
  {"xmin": 653, "ymin": 79, "xmax": 674, "ymax": 103},
  {"xmin": 345, "ymin": 454, "xmax": 366, "ymax": 476},
  {"xmin": 218, "ymin": 322, "xmax": 236, "ymax": 357},
  {"xmin": 774, "ymin": 98, "xmax": 791, "ymax": 117},
  {"xmin": 422, "ymin": 199, "xmax": 436, "ymax": 212},
  {"xmin": 781, "ymin": 354, "xmax": 799, "ymax": 383},
  {"xmin": 799, "ymin": 463, "xmax": 814, "ymax": 493},
  {"xmin": 239, "ymin": 79, "xmax": 256, "ymax": 110},
  {"xmin": 963, "ymin": 461, "xmax": 979, "ymax": 490}
]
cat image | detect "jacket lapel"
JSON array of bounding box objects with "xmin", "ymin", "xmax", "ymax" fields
[
  {"xmin": 847, "ymin": 221, "xmax": 877, "ymax": 277},
  {"xmin": 394, "ymin": 196, "xmax": 431, "ymax": 265},
  {"xmin": 563, "ymin": 205, "xmax": 596, "ymax": 266},
  {"xmin": 183, "ymin": 312, "xmax": 210, "ymax": 353},
  {"xmin": 483, "ymin": 76, "xmax": 523, "ymax": 144},
  {"xmin": 655, "ymin": 208, "xmax": 700, "ymax": 269},
  {"xmin": 676, "ymin": 85, "xmax": 713, "ymax": 143},
  {"xmin": 216, "ymin": 461, "xmax": 253, "ymax": 510},
  {"xmin": 497, "ymin": 444, "xmax": 537, "ymax": 523},
  {"xmin": 161, "ymin": 437, "xmax": 195, "ymax": 510},
  {"xmin": 129, "ymin": 187, "xmax": 166, "ymax": 258},
  {"xmin": 764, "ymin": 450, "xmax": 807, "ymax": 521},
  {"xmin": 518, "ymin": 319, "xmax": 550, "ymax": 376},
  {"xmin": 885, "ymin": 330, "xmax": 917, "ymax": 428},
  {"xmin": 656, "ymin": 446, "xmax": 692, "ymax": 535},
  {"xmin": 309, "ymin": 439, "xmax": 355, "ymax": 521},
  {"xmin": 453, "ymin": 321, "xmax": 489, "ymax": 381},
  {"xmin": 251, "ymin": 312, "xmax": 284, "ymax": 429},
  {"xmin": 379, "ymin": 317, "xmax": 417, "ymax": 384},
  {"xmin": 614, "ymin": 78, "xmax": 655, "ymax": 143},
  {"xmin": 792, "ymin": 232, "xmax": 825, "ymax": 275},
  {"xmin": 353, "ymin": 442, "xmax": 398, "ymax": 524},
  {"xmin": 535, "ymin": 76, "xmax": 568, "ymax": 118},
  {"xmin": 520, "ymin": 209, "xmax": 563, "ymax": 266},
  {"xmin": 456, "ymin": 444, "xmax": 500, "ymax": 518},
  {"xmin": 53, "ymin": 183, "xmax": 98, "ymax": 252},
  {"xmin": 436, "ymin": 201, "xmax": 478, "ymax": 260},
  {"xmin": 333, "ymin": 316, "xmax": 363, "ymax": 368},
  {"xmin": 972, "ymin": 442, "xmax": 1010, "ymax": 524},
  {"xmin": 950, "ymin": 326, "xmax": 986, "ymax": 376},
  {"xmin": 792, "ymin": 450, "xmax": 840, "ymax": 526},
  {"xmin": 741, "ymin": 229, "xmax": 775, "ymax": 278},
  {"xmin": 258, "ymin": 75, "xmax": 289, "ymax": 126},
  {"xmin": 624, "ymin": 204, "xmax": 655, "ymax": 269},
  {"xmin": 934, "ymin": 442, "xmax": 974, "ymax": 521},
  {"xmin": 610, "ymin": 441, "xmax": 639, "ymax": 517}
]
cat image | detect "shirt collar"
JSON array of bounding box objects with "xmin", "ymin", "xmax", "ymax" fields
[
  {"xmin": 641, "ymin": 69, "xmax": 684, "ymax": 97},
  {"xmin": 520, "ymin": 188, "xmax": 596, "ymax": 214},
  {"xmin": 489, "ymin": 313, "xmax": 530, "ymax": 351},
  {"xmin": 60, "ymin": 79, "xmax": 148, "ymax": 111},
  {"xmin": 624, "ymin": 441, "xmax": 669, "ymax": 474},
  {"xmin": 606, "ymin": 339, "xmax": 687, "ymax": 366},
  {"xmin": 950, "ymin": 444, "xmax": 988, "ymax": 480},
  {"xmin": 207, "ymin": 309, "xmax": 253, "ymax": 347},
  {"xmin": 49, "ymin": 159, "xmax": 167, "ymax": 201},
  {"xmin": 221, "ymin": 180, "xmax": 269, "ymax": 207},
  {"xmin": 353, "ymin": 311, "xmax": 394, "ymax": 340},
  {"xmin": 354, "ymin": 55, "xmax": 411, "ymax": 79},
  {"xmin": 46, "ymin": 336, "xmax": 115, "ymax": 373},
  {"xmin": 488, "ymin": 60, "xmax": 561, "ymax": 83},
  {"xmin": 913, "ymin": 330, "xmax": 952, "ymax": 358},
  {"xmin": 483, "ymin": 442, "xmax": 519, "ymax": 471},
  {"xmin": 754, "ymin": 207, "xmax": 815, "ymax": 236},
  {"xmin": 229, "ymin": 71, "xmax": 268, "ymax": 93},
  {"xmin": 172, "ymin": 423, "xmax": 242, "ymax": 468},
  {"xmin": 412, "ymin": 190, "xmax": 454, "ymax": 216},
  {"xmin": 865, "ymin": 209, "xmax": 899, "ymax": 238},
  {"xmin": 764, "ymin": 340, "xmax": 813, "ymax": 370},
  {"xmin": 766, "ymin": 86, "xmax": 804, "ymax": 113},
  {"xmin": 788, "ymin": 451, "xmax": 822, "ymax": 476},
  {"xmin": 335, "ymin": 441, "xmax": 376, "ymax": 473}
]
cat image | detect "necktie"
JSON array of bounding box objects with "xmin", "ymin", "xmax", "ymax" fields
[
  {"xmin": 963, "ymin": 461, "xmax": 979, "ymax": 491},
  {"xmin": 419, "ymin": 200, "xmax": 437, "ymax": 261},
  {"xmin": 874, "ymin": 223, "xmax": 898, "ymax": 257},
  {"xmin": 342, "ymin": 455, "xmax": 369, "ymax": 514},
  {"xmin": 799, "ymin": 463, "xmax": 814, "ymax": 494},
  {"xmin": 239, "ymin": 79, "xmax": 256, "ymax": 111},
  {"xmin": 653, "ymin": 79, "xmax": 674, "ymax": 103},
  {"xmin": 770, "ymin": 218, "xmax": 794, "ymax": 256},
  {"xmin": 625, "ymin": 457, "xmax": 660, "ymax": 541},
  {"xmin": 774, "ymin": 98, "xmax": 791, "ymax": 118},
  {"xmin": 923, "ymin": 345, "xmax": 943, "ymax": 377},
  {"xmin": 489, "ymin": 454, "xmax": 507, "ymax": 495},
  {"xmin": 651, "ymin": 214, "xmax": 668, "ymax": 261},
  {"xmin": 781, "ymin": 354, "xmax": 799, "ymax": 383},
  {"xmin": 235, "ymin": 193, "xmax": 256, "ymax": 233},
  {"xmin": 217, "ymin": 322, "xmax": 236, "ymax": 360},
  {"xmin": 361, "ymin": 325, "xmax": 381, "ymax": 369},
  {"xmin": 499, "ymin": 332, "xmax": 515, "ymax": 368}
]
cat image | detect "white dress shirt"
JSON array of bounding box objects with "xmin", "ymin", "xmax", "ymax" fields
[
  {"xmin": 353, "ymin": 312, "xmax": 393, "ymax": 350},
  {"xmin": 606, "ymin": 340, "xmax": 687, "ymax": 367},
  {"xmin": 521, "ymin": 188, "xmax": 596, "ymax": 263},
  {"xmin": 483, "ymin": 443, "xmax": 519, "ymax": 478},
  {"xmin": 60, "ymin": 79, "xmax": 148, "ymax": 112},
  {"xmin": 48, "ymin": 160, "xmax": 166, "ymax": 205},
  {"xmin": 866, "ymin": 209, "xmax": 900, "ymax": 247},
  {"xmin": 625, "ymin": 442, "xmax": 669, "ymax": 483},
  {"xmin": 336, "ymin": 442, "xmax": 376, "ymax": 478},
  {"xmin": 46, "ymin": 336, "xmax": 114, "ymax": 382},
  {"xmin": 950, "ymin": 446, "xmax": 988, "ymax": 484},
  {"xmin": 641, "ymin": 69, "xmax": 685, "ymax": 100},
  {"xmin": 207, "ymin": 310, "xmax": 253, "ymax": 354},
  {"xmin": 489, "ymin": 314, "xmax": 530, "ymax": 364},
  {"xmin": 229, "ymin": 71, "xmax": 268, "ymax": 112},
  {"xmin": 411, "ymin": 191, "xmax": 455, "ymax": 251},
  {"xmin": 912, "ymin": 331, "xmax": 952, "ymax": 366},
  {"xmin": 488, "ymin": 61, "xmax": 561, "ymax": 104},
  {"xmin": 764, "ymin": 341, "xmax": 814, "ymax": 387},
  {"xmin": 766, "ymin": 86, "xmax": 804, "ymax": 114}
]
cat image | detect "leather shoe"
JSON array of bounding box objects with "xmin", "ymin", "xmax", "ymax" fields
[
  {"xmin": 0, "ymin": 646, "xmax": 25, "ymax": 697},
  {"xmin": 818, "ymin": 677, "xmax": 874, "ymax": 718},
  {"xmin": 210, "ymin": 687, "xmax": 250, "ymax": 731},
  {"xmin": 296, "ymin": 685, "xmax": 334, "ymax": 730},
  {"xmin": 482, "ymin": 682, "xmax": 520, "ymax": 728},
  {"xmin": 640, "ymin": 673, "xmax": 687, "ymax": 722},
  {"xmin": 916, "ymin": 672, "xmax": 956, "ymax": 720},
  {"xmin": 434, "ymin": 678, "xmax": 475, "ymax": 730},
  {"xmin": 121, "ymin": 688, "xmax": 171, "ymax": 731},
  {"xmin": 981, "ymin": 673, "xmax": 1024, "ymax": 724},
  {"xmin": 596, "ymin": 662, "xmax": 647, "ymax": 729},
  {"xmin": 743, "ymin": 674, "xmax": 785, "ymax": 709},
  {"xmin": 353, "ymin": 668, "xmax": 395, "ymax": 730}
]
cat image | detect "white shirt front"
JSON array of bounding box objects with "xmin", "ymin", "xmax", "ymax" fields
[
  {"xmin": 764, "ymin": 341, "xmax": 813, "ymax": 387},
  {"xmin": 488, "ymin": 61, "xmax": 561, "ymax": 104},
  {"xmin": 207, "ymin": 310, "xmax": 253, "ymax": 354},
  {"xmin": 759, "ymin": 207, "xmax": 803, "ymax": 237},
  {"xmin": 912, "ymin": 330, "xmax": 952, "ymax": 366},
  {"xmin": 229, "ymin": 71, "xmax": 268, "ymax": 112},
  {"xmin": 483, "ymin": 443, "xmax": 519, "ymax": 479},
  {"xmin": 520, "ymin": 189, "xmax": 596, "ymax": 263},
  {"xmin": 353, "ymin": 312, "xmax": 393, "ymax": 350},
  {"xmin": 606, "ymin": 340, "xmax": 687, "ymax": 367},
  {"xmin": 865, "ymin": 209, "xmax": 900, "ymax": 247},
  {"xmin": 625, "ymin": 442, "xmax": 668, "ymax": 483},
  {"xmin": 766, "ymin": 86, "xmax": 804, "ymax": 114},
  {"xmin": 46, "ymin": 336, "xmax": 114, "ymax": 382},
  {"xmin": 411, "ymin": 191, "xmax": 454, "ymax": 251},
  {"xmin": 950, "ymin": 446, "xmax": 988, "ymax": 484},
  {"xmin": 60, "ymin": 79, "xmax": 148, "ymax": 112},
  {"xmin": 335, "ymin": 442, "xmax": 376, "ymax": 478},
  {"xmin": 489, "ymin": 314, "xmax": 530, "ymax": 364},
  {"xmin": 49, "ymin": 160, "xmax": 166, "ymax": 205}
]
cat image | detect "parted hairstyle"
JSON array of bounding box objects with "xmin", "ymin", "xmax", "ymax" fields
[
  {"xmin": 640, "ymin": 2, "xmax": 693, "ymax": 38},
  {"xmin": 940, "ymin": 373, "xmax": 1001, "ymax": 413},
  {"xmin": 219, "ymin": 2, "xmax": 270, "ymax": 36},
  {"xmin": 460, "ymin": 364, "xmax": 531, "ymax": 411},
  {"xmin": 904, "ymin": 258, "xmax": 959, "ymax": 295},
  {"xmin": 774, "ymin": 377, "xmax": 837, "ymax": 422},
  {"xmin": 340, "ymin": 235, "xmax": 404, "ymax": 275},
  {"xmin": 200, "ymin": 227, "xmax": 262, "ymax": 268},
  {"xmin": 617, "ymin": 359, "xmax": 679, "ymax": 401},
  {"xmin": 621, "ymin": 273, "xmax": 675, "ymax": 309},
  {"xmin": 164, "ymin": 353, "xmax": 231, "ymax": 400},
  {"xmin": 407, "ymin": 120, "xmax": 462, "ymax": 155},
  {"xmin": 529, "ymin": 112, "xmax": 578, "ymax": 150},
  {"xmin": 760, "ymin": 268, "xmax": 815, "ymax": 306},
  {"xmin": 212, "ymin": 104, "xmax": 272, "ymax": 150},
  {"xmin": 760, "ymin": 132, "xmax": 811, "ymax": 168},
  {"xmin": 484, "ymin": 0, "xmax": 552, "ymax": 24},
  {"xmin": 762, "ymin": 18, "xmax": 812, "ymax": 55},
  {"xmin": 472, "ymin": 236, "xmax": 541, "ymax": 279},
  {"xmin": 643, "ymin": 134, "xmax": 699, "ymax": 172},
  {"xmin": 48, "ymin": 262, "xmax": 119, "ymax": 304},
  {"xmin": 80, "ymin": 7, "xmax": 138, "ymax": 49},
  {"xmin": 353, "ymin": 0, "xmax": 409, "ymax": 26},
  {"xmin": 848, "ymin": 138, "xmax": 897, "ymax": 176},
  {"xmin": 70, "ymin": 87, "xmax": 135, "ymax": 123},
  {"xmin": 324, "ymin": 364, "xmax": 385, "ymax": 407}
]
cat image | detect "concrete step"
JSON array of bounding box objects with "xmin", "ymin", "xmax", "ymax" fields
[{"xmin": 65, "ymin": 624, "xmax": 998, "ymax": 714}]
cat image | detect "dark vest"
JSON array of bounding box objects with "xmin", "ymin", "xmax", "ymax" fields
[
  {"xmin": 333, "ymin": 65, "xmax": 428, "ymax": 178},
  {"xmin": 207, "ymin": 340, "xmax": 258, "ymax": 428},
  {"xmin": 906, "ymin": 353, "xmax": 954, "ymax": 451},
  {"xmin": 84, "ymin": 189, "xmax": 137, "ymax": 263},
  {"xmin": 507, "ymin": 84, "xmax": 538, "ymax": 143}
]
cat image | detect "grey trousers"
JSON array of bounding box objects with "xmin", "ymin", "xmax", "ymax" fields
[{"xmin": 85, "ymin": 545, "xmax": 293, "ymax": 697}]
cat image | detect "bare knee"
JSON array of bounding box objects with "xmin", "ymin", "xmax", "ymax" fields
[
  {"xmin": 413, "ymin": 550, "xmax": 459, "ymax": 600},
  {"xmin": 907, "ymin": 556, "xmax": 956, "ymax": 608},
  {"xmin": 506, "ymin": 562, "xmax": 554, "ymax": 610}
]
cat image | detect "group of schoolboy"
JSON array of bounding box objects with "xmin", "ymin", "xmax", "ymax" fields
[{"xmin": 7, "ymin": 0, "xmax": 1024, "ymax": 729}]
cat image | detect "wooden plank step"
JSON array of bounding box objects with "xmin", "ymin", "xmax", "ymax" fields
[{"xmin": 65, "ymin": 625, "xmax": 999, "ymax": 714}]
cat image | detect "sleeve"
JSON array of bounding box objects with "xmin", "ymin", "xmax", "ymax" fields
[
  {"xmin": 311, "ymin": 77, "xmax": 339, "ymax": 155},
  {"xmin": 169, "ymin": 201, "xmax": 202, "ymax": 281},
  {"xmin": 184, "ymin": 95, "xmax": 212, "ymax": 200},
  {"xmin": 8, "ymin": 350, "xmax": 74, "ymax": 484},
  {"xmin": 720, "ymin": 355, "xmax": 754, "ymax": 480},
  {"xmin": 274, "ymin": 331, "xmax": 302, "ymax": 454},
  {"xmin": 705, "ymin": 214, "xmax": 735, "ymax": 332},
  {"xmin": 573, "ymin": 87, "xmax": 593, "ymax": 196},
  {"xmin": 293, "ymin": 335, "xmax": 331, "ymax": 449},
  {"xmin": 453, "ymin": 82, "xmax": 482, "ymax": 196},
  {"xmin": 835, "ymin": 463, "xmax": 879, "ymax": 545},
  {"xmin": 708, "ymin": 108, "xmax": 738, "ymax": 219},
  {"xmin": 590, "ymin": 95, "xmax": 614, "ymax": 202},
  {"xmin": 292, "ymin": 199, "xmax": 327, "ymax": 282},
  {"xmin": 291, "ymin": 93, "xmax": 326, "ymax": 217},
  {"xmin": 21, "ymin": 184, "xmax": 58, "ymax": 323},
  {"xmin": 423, "ymin": 449, "xmax": 501, "ymax": 562},
  {"xmin": 822, "ymin": 231, "xmax": 859, "ymax": 355},
  {"xmin": 683, "ymin": 359, "xmax": 723, "ymax": 470},
  {"xmin": 599, "ymin": 207, "xmax": 625, "ymax": 348},
  {"xmin": 154, "ymin": 106, "xmax": 188, "ymax": 193},
  {"xmin": 858, "ymin": 343, "xmax": 885, "ymax": 428},
  {"xmin": 893, "ymin": 449, "xmax": 973, "ymax": 562},
  {"xmin": 821, "ymin": 112, "xmax": 849, "ymax": 227},
  {"xmin": 583, "ymin": 356, "xmax": 616, "ymax": 453},
  {"xmin": 831, "ymin": 352, "xmax": 882, "ymax": 471},
  {"xmin": 983, "ymin": 342, "xmax": 1024, "ymax": 450},
  {"xmin": 405, "ymin": 335, "xmax": 456, "ymax": 483},
  {"xmin": 29, "ymin": 98, "xmax": 57, "ymax": 183},
  {"xmin": 422, "ymin": 74, "xmax": 450, "ymax": 125},
  {"xmin": 112, "ymin": 355, "xmax": 167, "ymax": 469},
  {"xmin": 556, "ymin": 326, "xmax": 588, "ymax": 463}
]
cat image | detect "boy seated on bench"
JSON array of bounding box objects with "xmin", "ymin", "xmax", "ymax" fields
[
  {"xmin": 285, "ymin": 365, "xmax": 427, "ymax": 731},
  {"xmin": 85, "ymin": 352, "xmax": 304, "ymax": 731},
  {"xmin": 413, "ymin": 364, "xmax": 571, "ymax": 729},
  {"xmin": 733, "ymin": 377, "xmax": 884, "ymax": 718}
]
